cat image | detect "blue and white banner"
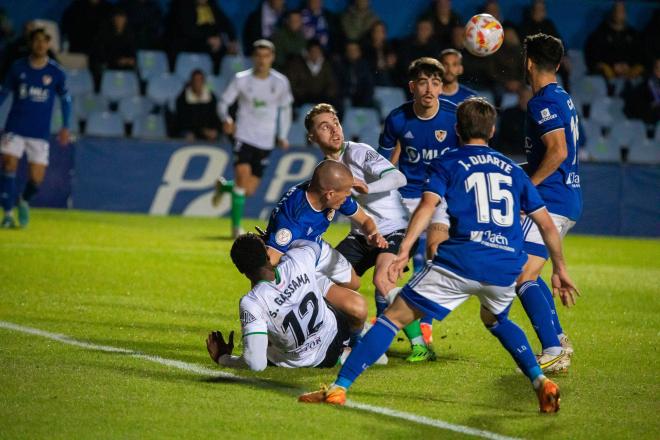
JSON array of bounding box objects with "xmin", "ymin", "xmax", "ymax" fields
[{"xmin": 73, "ymin": 138, "xmax": 324, "ymax": 219}]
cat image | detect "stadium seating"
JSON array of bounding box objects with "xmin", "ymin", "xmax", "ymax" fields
[
  {"xmin": 574, "ymin": 75, "xmax": 608, "ymax": 104},
  {"xmin": 118, "ymin": 96, "xmax": 154, "ymax": 123},
  {"xmin": 567, "ymin": 49, "xmax": 587, "ymax": 83},
  {"xmin": 100, "ymin": 70, "xmax": 140, "ymax": 102},
  {"xmin": 132, "ymin": 113, "xmax": 166, "ymax": 139},
  {"xmin": 65, "ymin": 68, "xmax": 94, "ymax": 96},
  {"xmin": 609, "ymin": 119, "xmax": 647, "ymax": 149},
  {"xmin": 137, "ymin": 50, "xmax": 169, "ymax": 80},
  {"xmin": 146, "ymin": 73, "xmax": 184, "ymax": 106},
  {"xmin": 288, "ymin": 104, "xmax": 314, "ymax": 147},
  {"xmin": 0, "ymin": 95, "xmax": 12, "ymax": 127},
  {"xmin": 174, "ymin": 52, "xmax": 213, "ymax": 79},
  {"xmin": 474, "ymin": 89, "xmax": 495, "ymax": 106},
  {"xmin": 86, "ymin": 111, "xmax": 124, "ymax": 137},
  {"xmin": 219, "ymin": 55, "xmax": 251, "ymax": 83},
  {"xmin": 586, "ymin": 136, "xmax": 620, "ymax": 162},
  {"xmin": 374, "ymin": 86, "xmax": 406, "ymax": 118},
  {"xmin": 628, "ymin": 138, "xmax": 660, "ymax": 164},
  {"xmin": 206, "ymin": 75, "xmax": 228, "ymax": 97},
  {"xmin": 343, "ymin": 107, "xmax": 381, "ymax": 147},
  {"xmin": 590, "ymin": 96, "xmax": 625, "ymax": 126},
  {"xmin": 73, "ymin": 93, "xmax": 108, "ymax": 123},
  {"xmin": 499, "ymin": 92, "xmax": 518, "ymax": 110}
]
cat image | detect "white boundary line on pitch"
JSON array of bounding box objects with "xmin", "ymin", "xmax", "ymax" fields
[{"xmin": 0, "ymin": 321, "xmax": 521, "ymax": 440}]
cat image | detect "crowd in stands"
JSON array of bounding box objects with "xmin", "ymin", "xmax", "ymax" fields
[{"xmin": 0, "ymin": 0, "xmax": 657, "ymax": 162}]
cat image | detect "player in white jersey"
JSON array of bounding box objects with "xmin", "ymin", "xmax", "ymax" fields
[
  {"xmin": 207, "ymin": 234, "xmax": 367, "ymax": 370},
  {"xmin": 213, "ymin": 39, "xmax": 294, "ymax": 237},
  {"xmin": 304, "ymin": 103, "xmax": 436, "ymax": 363}
]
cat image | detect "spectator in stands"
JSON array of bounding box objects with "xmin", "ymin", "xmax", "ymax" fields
[
  {"xmin": 119, "ymin": 0, "xmax": 163, "ymax": 50},
  {"xmin": 1, "ymin": 21, "xmax": 57, "ymax": 81},
  {"xmin": 91, "ymin": 8, "xmax": 137, "ymax": 80},
  {"xmin": 420, "ymin": 0, "xmax": 462, "ymax": 49},
  {"xmin": 492, "ymin": 27, "xmax": 524, "ymax": 94},
  {"xmin": 0, "ymin": 8, "xmax": 13, "ymax": 47},
  {"xmin": 301, "ymin": 0, "xmax": 340, "ymax": 53},
  {"xmin": 482, "ymin": 0, "xmax": 503, "ymax": 23},
  {"xmin": 361, "ymin": 21, "xmax": 402, "ymax": 88},
  {"xmin": 337, "ymin": 40, "xmax": 374, "ymax": 109},
  {"xmin": 449, "ymin": 25, "xmax": 495, "ymax": 91},
  {"xmin": 642, "ymin": 9, "xmax": 660, "ymax": 68},
  {"xmin": 242, "ymin": 0, "xmax": 286, "ymax": 56},
  {"xmin": 62, "ymin": 0, "xmax": 112, "ymax": 56},
  {"xmin": 585, "ymin": 1, "xmax": 644, "ymax": 84},
  {"xmin": 272, "ymin": 10, "xmax": 307, "ymax": 69},
  {"xmin": 176, "ymin": 69, "xmax": 221, "ymax": 141},
  {"xmin": 519, "ymin": 0, "xmax": 559, "ymax": 41},
  {"xmin": 493, "ymin": 86, "xmax": 533, "ymax": 156},
  {"xmin": 397, "ymin": 18, "xmax": 436, "ymax": 77},
  {"xmin": 623, "ymin": 57, "xmax": 660, "ymax": 125},
  {"xmin": 340, "ymin": 0, "xmax": 379, "ymax": 43},
  {"xmin": 285, "ymin": 39, "xmax": 339, "ymax": 111},
  {"xmin": 166, "ymin": 0, "xmax": 238, "ymax": 72}
]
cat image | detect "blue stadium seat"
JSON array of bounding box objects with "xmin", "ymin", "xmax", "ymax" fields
[
  {"xmin": 219, "ymin": 55, "xmax": 251, "ymax": 82},
  {"xmin": 100, "ymin": 70, "xmax": 139, "ymax": 102},
  {"xmin": 146, "ymin": 73, "xmax": 184, "ymax": 106},
  {"xmin": 628, "ymin": 138, "xmax": 660, "ymax": 164},
  {"xmin": 474, "ymin": 89, "xmax": 495, "ymax": 106},
  {"xmin": 499, "ymin": 92, "xmax": 518, "ymax": 110},
  {"xmin": 132, "ymin": 113, "xmax": 166, "ymax": 139},
  {"xmin": 590, "ymin": 96, "xmax": 625, "ymax": 126},
  {"xmin": 175, "ymin": 52, "xmax": 213, "ymax": 80},
  {"xmin": 585, "ymin": 135, "xmax": 619, "ymax": 162},
  {"xmin": 374, "ymin": 86, "xmax": 406, "ymax": 119},
  {"xmin": 206, "ymin": 75, "xmax": 228, "ymax": 97},
  {"xmin": 580, "ymin": 117, "xmax": 602, "ymax": 144},
  {"xmin": 85, "ymin": 111, "xmax": 124, "ymax": 137},
  {"xmin": 609, "ymin": 119, "xmax": 647, "ymax": 149},
  {"xmin": 343, "ymin": 107, "xmax": 381, "ymax": 147},
  {"xmin": 118, "ymin": 96, "xmax": 154, "ymax": 123},
  {"xmin": 50, "ymin": 99, "xmax": 77, "ymax": 134},
  {"xmin": 73, "ymin": 93, "xmax": 108, "ymax": 123},
  {"xmin": 287, "ymin": 123, "xmax": 309, "ymax": 148},
  {"xmin": 65, "ymin": 68, "xmax": 93, "ymax": 96},
  {"xmin": 567, "ymin": 49, "xmax": 587, "ymax": 82},
  {"xmin": 0, "ymin": 95, "xmax": 12, "ymax": 127},
  {"xmin": 137, "ymin": 50, "xmax": 169, "ymax": 80},
  {"xmin": 575, "ymin": 75, "xmax": 608, "ymax": 103}
]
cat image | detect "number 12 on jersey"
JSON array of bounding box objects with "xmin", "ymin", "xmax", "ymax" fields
[{"xmin": 465, "ymin": 172, "xmax": 514, "ymax": 227}]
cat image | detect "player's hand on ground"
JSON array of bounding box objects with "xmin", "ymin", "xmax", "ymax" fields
[
  {"xmin": 222, "ymin": 120, "xmax": 236, "ymax": 136},
  {"xmin": 352, "ymin": 179, "xmax": 369, "ymax": 194},
  {"xmin": 57, "ymin": 128, "xmax": 70, "ymax": 146},
  {"xmin": 277, "ymin": 138, "xmax": 290, "ymax": 150},
  {"xmin": 206, "ymin": 330, "xmax": 234, "ymax": 363},
  {"xmin": 388, "ymin": 252, "xmax": 409, "ymax": 283},
  {"xmin": 551, "ymin": 268, "xmax": 580, "ymax": 307},
  {"xmin": 367, "ymin": 232, "xmax": 388, "ymax": 249}
]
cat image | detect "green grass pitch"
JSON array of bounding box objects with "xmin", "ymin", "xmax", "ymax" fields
[{"xmin": 1, "ymin": 209, "xmax": 658, "ymax": 439}]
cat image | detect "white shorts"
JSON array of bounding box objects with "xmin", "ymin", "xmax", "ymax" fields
[
  {"xmin": 403, "ymin": 197, "xmax": 449, "ymax": 226},
  {"xmin": 316, "ymin": 240, "xmax": 353, "ymax": 287},
  {"xmin": 522, "ymin": 212, "xmax": 575, "ymax": 259},
  {"xmin": 401, "ymin": 263, "xmax": 516, "ymax": 317},
  {"xmin": 1, "ymin": 133, "xmax": 50, "ymax": 165}
]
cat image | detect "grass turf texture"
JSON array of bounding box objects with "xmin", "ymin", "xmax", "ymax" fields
[{"xmin": 1, "ymin": 209, "xmax": 659, "ymax": 439}]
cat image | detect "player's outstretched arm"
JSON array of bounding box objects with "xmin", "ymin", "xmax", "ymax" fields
[
  {"xmin": 529, "ymin": 208, "xmax": 580, "ymax": 307},
  {"xmin": 388, "ymin": 192, "xmax": 439, "ymax": 283},
  {"xmin": 208, "ymin": 330, "xmax": 269, "ymax": 371},
  {"xmin": 530, "ymin": 130, "xmax": 568, "ymax": 186},
  {"xmin": 352, "ymin": 207, "xmax": 388, "ymax": 248}
]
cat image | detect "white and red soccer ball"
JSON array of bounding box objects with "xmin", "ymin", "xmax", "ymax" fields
[{"xmin": 464, "ymin": 14, "xmax": 504, "ymax": 57}]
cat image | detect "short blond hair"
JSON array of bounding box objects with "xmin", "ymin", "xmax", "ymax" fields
[{"xmin": 304, "ymin": 103, "xmax": 338, "ymax": 132}]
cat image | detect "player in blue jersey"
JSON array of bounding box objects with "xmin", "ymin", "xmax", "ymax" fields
[
  {"xmin": 439, "ymin": 49, "xmax": 477, "ymax": 106},
  {"xmin": 0, "ymin": 29, "xmax": 71, "ymax": 228},
  {"xmin": 299, "ymin": 97, "xmax": 579, "ymax": 413},
  {"xmin": 515, "ymin": 33, "xmax": 583, "ymax": 373},
  {"xmin": 378, "ymin": 57, "xmax": 458, "ymax": 346},
  {"xmin": 263, "ymin": 160, "xmax": 388, "ymax": 324}
]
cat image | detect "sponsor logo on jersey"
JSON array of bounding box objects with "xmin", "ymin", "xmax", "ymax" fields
[
  {"xmin": 405, "ymin": 146, "xmax": 439, "ymax": 164},
  {"xmin": 404, "ymin": 130, "xmax": 414, "ymax": 139},
  {"xmin": 240, "ymin": 310, "xmax": 257, "ymax": 326},
  {"xmin": 326, "ymin": 209, "xmax": 335, "ymax": 221},
  {"xmin": 538, "ymin": 108, "xmax": 558, "ymax": 124},
  {"xmin": 42, "ymin": 75, "xmax": 52, "ymax": 86},
  {"xmin": 275, "ymin": 228, "xmax": 292, "ymax": 246},
  {"xmin": 566, "ymin": 172, "xmax": 581, "ymax": 187},
  {"xmin": 435, "ymin": 130, "xmax": 447, "ymax": 142},
  {"xmin": 470, "ymin": 230, "xmax": 514, "ymax": 252}
]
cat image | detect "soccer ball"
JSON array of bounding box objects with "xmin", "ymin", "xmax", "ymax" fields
[{"xmin": 464, "ymin": 14, "xmax": 504, "ymax": 57}]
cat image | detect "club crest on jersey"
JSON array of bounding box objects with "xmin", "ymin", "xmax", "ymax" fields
[
  {"xmin": 240, "ymin": 310, "xmax": 257, "ymax": 326},
  {"xmin": 42, "ymin": 75, "xmax": 52, "ymax": 86},
  {"xmin": 326, "ymin": 209, "xmax": 335, "ymax": 221},
  {"xmin": 275, "ymin": 228, "xmax": 292, "ymax": 246},
  {"xmin": 435, "ymin": 130, "xmax": 447, "ymax": 142}
]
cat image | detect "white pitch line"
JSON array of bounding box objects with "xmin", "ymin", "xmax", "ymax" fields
[{"xmin": 0, "ymin": 321, "xmax": 521, "ymax": 440}]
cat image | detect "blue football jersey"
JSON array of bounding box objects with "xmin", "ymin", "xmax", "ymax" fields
[
  {"xmin": 441, "ymin": 84, "xmax": 477, "ymax": 106},
  {"xmin": 265, "ymin": 181, "xmax": 359, "ymax": 253},
  {"xmin": 0, "ymin": 58, "xmax": 69, "ymax": 141},
  {"xmin": 378, "ymin": 99, "xmax": 458, "ymax": 199},
  {"xmin": 424, "ymin": 145, "xmax": 546, "ymax": 286},
  {"xmin": 525, "ymin": 83, "xmax": 582, "ymax": 221}
]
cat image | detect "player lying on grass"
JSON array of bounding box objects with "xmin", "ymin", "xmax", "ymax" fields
[
  {"xmin": 298, "ymin": 97, "xmax": 579, "ymax": 413},
  {"xmin": 207, "ymin": 235, "xmax": 367, "ymax": 370},
  {"xmin": 263, "ymin": 160, "xmax": 387, "ymax": 294},
  {"xmin": 305, "ymin": 102, "xmax": 435, "ymax": 363}
]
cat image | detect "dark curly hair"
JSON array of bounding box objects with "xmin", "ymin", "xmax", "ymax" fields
[{"xmin": 230, "ymin": 233, "xmax": 268, "ymax": 275}]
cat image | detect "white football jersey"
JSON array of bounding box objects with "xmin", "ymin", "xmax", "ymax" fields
[
  {"xmin": 238, "ymin": 242, "xmax": 338, "ymax": 368},
  {"xmin": 220, "ymin": 68, "xmax": 293, "ymax": 150},
  {"xmin": 337, "ymin": 141, "xmax": 409, "ymax": 235}
]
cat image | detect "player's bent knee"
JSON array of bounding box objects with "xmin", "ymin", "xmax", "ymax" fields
[{"xmin": 2, "ymin": 155, "xmax": 19, "ymax": 172}]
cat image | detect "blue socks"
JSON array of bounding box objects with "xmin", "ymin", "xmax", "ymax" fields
[
  {"xmin": 22, "ymin": 180, "xmax": 39, "ymax": 202},
  {"xmin": 1, "ymin": 171, "xmax": 16, "ymax": 214},
  {"xmin": 537, "ymin": 277, "xmax": 564, "ymax": 335},
  {"xmin": 335, "ymin": 316, "xmax": 399, "ymax": 390},
  {"xmin": 487, "ymin": 313, "xmax": 542, "ymax": 383},
  {"xmin": 517, "ymin": 280, "xmax": 561, "ymax": 352},
  {"xmin": 412, "ymin": 233, "xmax": 427, "ymax": 272},
  {"xmin": 374, "ymin": 290, "xmax": 388, "ymax": 317}
]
